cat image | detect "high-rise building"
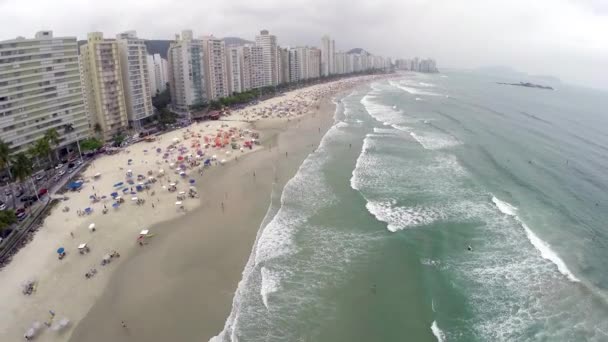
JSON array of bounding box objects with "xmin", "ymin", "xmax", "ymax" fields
[
  {"xmin": 321, "ymin": 35, "xmax": 331, "ymax": 77},
  {"xmin": 330, "ymin": 39, "xmax": 336, "ymax": 74},
  {"xmin": 80, "ymin": 32, "xmax": 128, "ymax": 142},
  {"xmin": 239, "ymin": 46, "xmax": 252, "ymax": 91},
  {"xmin": 295, "ymin": 47, "xmax": 308, "ymax": 81},
  {"xmin": 147, "ymin": 53, "xmax": 168, "ymax": 96},
  {"xmin": 167, "ymin": 30, "xmax": 206, "ymax": 114},
  {"xmin": 278, "ymin": 47, "xmax": 290, "ymax": 84},
  {"xmin": 201, "ymin": 35, "xmax": 229, "ymax": 100},
  {"xmin": 116, "ymin": 31, "xmax": 154, "ymax": 128},
  {"xmin": 0, "ymin": 31, "xmax": 89, "ymax": 153},
  {"xmin": 226, "ymin": 47, "xmax": 242, "ymax": 94},
  {"xmin": 248, "ymin": 45, "xmax": 266, "ymax": 89},
  {"xmin": 255, "ymin": 30, "xmax": 278, "ymax": 86},
  {"xmin": 288, "ymin": 48, "xmax": 300, "ymax": 83},
  {"xmin": 335, "ymin": 51, "xmax": 346, "ymax": 74},
  {"xmin": 308, "ymin": 48, "xmax": 321, "ymax": 79}
]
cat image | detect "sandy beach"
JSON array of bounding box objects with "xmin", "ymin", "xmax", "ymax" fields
[{"xmin": 0, "ymin": 75, "xmax": 387, "ymax": 341}]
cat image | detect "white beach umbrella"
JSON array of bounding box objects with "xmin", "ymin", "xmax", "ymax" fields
[
  {"xmin": 140, "ymin": 229, "xmax": 149, "ymax": 235},
  {"xmin": 88, "ymin": 223, "xmax": 95, "ymax": 230},
  {"xmin": 175, "ymin": 201, "xmax": 182, "ymax": 205},
  {"xmin": 131, "ymin": 197, "xmax": 138, "ymax": 201}
]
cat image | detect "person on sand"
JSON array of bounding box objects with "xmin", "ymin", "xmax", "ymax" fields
[{"xmin": 121, "ymin": 321, "xmax": 127, "ymax": 328}]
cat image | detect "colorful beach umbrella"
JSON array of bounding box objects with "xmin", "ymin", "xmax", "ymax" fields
[{"xmin": 57, "ymin": 247, "xmax": 65, "ymax": 254}]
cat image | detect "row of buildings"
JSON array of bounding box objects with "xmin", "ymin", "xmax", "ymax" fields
[
  {"xmin": 0, "ymin": 30, "xmax": 391, "ymax": 156},
  {"xmin": 395, "ymin": 58, "xmax": 439, "ymax": 73},
  {"xmin": 168, "ymin": 30, "xmax": 392, "ymax": 115}
]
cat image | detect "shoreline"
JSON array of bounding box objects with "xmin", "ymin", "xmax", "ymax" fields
[
  {"xmin": 68, "ymin": 98, "xmax": 339, "ymax": 341},
  {"xmin": 0, "ymin": 75, "xmax": 387, "ymax": 342}
]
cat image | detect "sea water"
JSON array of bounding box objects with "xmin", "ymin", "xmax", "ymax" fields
[{"xmin": 212, "ymin": 71, "xmax": 608, "ymax": 341}]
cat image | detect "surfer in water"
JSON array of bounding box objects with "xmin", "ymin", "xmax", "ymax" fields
[{"xmin": 467, "ymin": 245, "xmax": 473, "ymax": 251}]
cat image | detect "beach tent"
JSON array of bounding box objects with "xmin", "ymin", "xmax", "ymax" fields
[
  {"xmin": 78, "ymin": 243, "xmax": 87, "ymax": 250},
  {"xmin": 114, "ymin": 182, "xmax": 124, "ymax": 188},
  {"xmin": 94, "ymin": 173, "xmax": 101, "ymax": 178},
  {"xmin": 140, "ymin": 229, "xmax": 149, "ymax": 236},
  {"xmin": 67, "ymin": 182, "xmax": 83, "ymax": 190}
]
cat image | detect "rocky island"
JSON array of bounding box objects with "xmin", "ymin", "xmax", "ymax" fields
[{"xmin": 497, "ymin": 81, "xmax": 554, "ymax": 90}]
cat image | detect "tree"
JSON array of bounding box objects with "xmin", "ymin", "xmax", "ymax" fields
[
  {"xmin": 113, "ymin": 131, "xmax": 126, "ymax": 147},
  {"xmin": 80, "ymin": 138, "xmax": 103, "ymax": 152},
  {"xmin": 93, "ymin": 123, "xmax": 103, "ymax": 137},
  {"xmin": 0, "ymin": 139, "xmax": 17, "ymax": 208},
  {"xmin": 11, "ymin": 152, "xmax": 34, "ymax": 200},
  {"xmin": 0, "ymin": 209, "xmax": 16, "ymax": 234},
  {"xmin": 45, "ymin": 128, "xmax": 60, "ymax": 162},
  {"xmin": 30, "ymin": 138, "xmax": 51, "ymax": 165},
  {"xmin": 63, "ymin": 123, "xmax": 74, "ymax": 135}
]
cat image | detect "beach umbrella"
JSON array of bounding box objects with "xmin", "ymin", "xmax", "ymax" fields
[
  {"xmin": 179, "ymin": 171, "xmax": 186, "ymax": 176},
  {"xmin": 143, "ymin": 150, "xmax": 148, "ymax": 153},
  {"xmin": 101, "ymin": 196, "xmax": 107, "ymax": 199},
  {"xmin": 89, "ymin": 195, "xmax": 96, "ymax": 199},
  {"xmin": 114, "ymin": 182, "xmax": 124, "ymax": 187},
  {"xmin": 122, "ymin": 188, "xmax": 129, "ymax": 193},
  {"xmin": 94, "ymin": 172, "xmax": 101, "ymax": 178},
  {"xmin": 112, "ymin": 202, "xmax": 120, "ymax": 208},
  {"xmin": 111, "ymin": 192, "xmax": 118, "ymax": 198},
  {"xmin": 220, "ymin": 159, "xmax": 226, "ymax": 164},
  {"xmin": 175, "ymin": 201, "xmax": 182, "ymax": 205},
  {"xmin": 189, "ymin": 179, "xmax": 195, "ymax": 184},
  {"xmin": 88, "ymin": 223, "xmax": 95, "ymax": 230},
  {"xmin": 130, "ymin": 191, "xmax": 137, "ymax": 195},
  {"xmin": 84, "ymin": 207, "xmax": 92, "ymax": 213},
  {"xmin": 156, "ymin": 148, "xmax": 162, "ymax": 153},
  {"xmin": 103, "ymin": 254, "xmax": 111, "ymax": 261},
  {"xmin": 131, "ymin": 197, "xmax": 138, "ymax": 201},
  {"xmin": 57, "ymin": 247, "xmax": 65, "ymax": 254}
]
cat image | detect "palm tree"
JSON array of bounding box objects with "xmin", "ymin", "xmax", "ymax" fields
[
  {"xmin": 31, "ymin": 138, "xmax": 51, "ymax": 166},
  {"xmin": 0, "ymin": 139, "xmax": 16, "ymax": 208},
  {"xmin": 45, "ymin": 128, "xmax": 61, "ymax": 162},
  {"xmin": 11, "ymin": 152, "xmax": 34, "ymax": 200}
]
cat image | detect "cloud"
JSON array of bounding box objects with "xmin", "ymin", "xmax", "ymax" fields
[{"xmin": 0, "ymin": 0, "xmax": 606, "ymax": 89}]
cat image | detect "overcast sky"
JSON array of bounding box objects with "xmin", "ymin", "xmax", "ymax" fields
[{"xmin": 1, "ymin": 0, "xmax": 607, "ymax": 89}]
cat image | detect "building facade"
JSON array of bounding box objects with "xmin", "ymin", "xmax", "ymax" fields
[
  {"xmin": 321, "ymin": 35, "xmax": 331, "ymax": 77},
  {"xmin": 288, "ymin": 48, "xmax": 300, "ymax": 83},
  {"xmin": 226, "ymin": 46, "xmax": 242, "ymax": 94},
  {"xmin": 167, "ymin": 30, "xmax": 206, "ymax": 114},
  {"xmin": 248, "ymin": 45, "xmax": 266, "ymax": 89},
  {"xmin": 0, "ymin": 31, "xmax": 89, "ymax": 153},
  {"xmin": 147, "ymin": 53, "xmax": 168, "ymax": 96},
  {"xmin": 255, "ymin": 30, "xmax": 278, "ymax": 86},
  {"xmin": 201, "ymin": 35, "xmax": 229, "ymax": 100},
  {"xmin": 278, "ymin": 47, "xmax": 290, "ymax": 84},
  {"xmin": 308, "ymin": 48, "xmax": 321, "ymax": 79},
  {"xmin": 80, "ymin": 32, "xmax": 128, "ymax": 142},
  {"xmin": 116, "ymin": 31, "xmax": 154, "ymax": 128}
]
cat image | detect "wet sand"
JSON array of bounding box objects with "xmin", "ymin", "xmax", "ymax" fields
[{"xmin": 68, "ymin": 99, "xmax": 337, "ymax": 341}]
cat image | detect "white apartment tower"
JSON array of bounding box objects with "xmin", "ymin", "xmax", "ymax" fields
[
  {"xmin": 80, "ymin": 32, "xmax": 129, "ymax": 142},
  {"xmin": 0, "ymin": 31, "xmax": 89, "ymax": 153},
  {"xmin": 308, "ymin": 48, "xmax": 321, "ymax": 79},
  {"xmin": 288, "ymin": 48, "xmax": 300, "ymax": 83},
  {"xmin": 201, "ymin": 35, "xmax": 229, "ymax": 100},
  {"xmin": 255, "ymin": 30, "xmax": 278, "ymax": 86},
  {"xmin": 330, "ymin": 39, "xmax": 336, "ymax": 74},
  {"xmin": 116, "ymin": 31, "xmax": 154, "ymax": 128},
  {"xmin": 226, "ymin": 47, "xmax": 242, "ymax": 94},
  {"xmin": 239, "ymin": 46, "xmax": 252, "ymax": 91},
  {"xmin": 167, "ymin": 30, "xmax": 206, "ymax": 114},
  {"xmin": 321, "ymin": 35, "xmax": 331, "ymax": 77},
  {"xmin": 248, "ymin": 45, "xmax": 266, "ymax": 89},
  {"xmin": 147, "ymin": 53, "xmax": 168, "ymax": 96}
]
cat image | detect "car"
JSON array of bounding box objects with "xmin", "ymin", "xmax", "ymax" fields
[
  {"xmin": 68, "ymin": 168, "xmax": 75, "ymax": 174},
  {"xmin": 4, "ymin": 188, "xmax": 11, "ymax": 196},
  {"xmin": 55, "ymin": 163, "xmax": 63, "ymax": 170},
  {"xmin": 0, "ymin": 201, "xmax": 6, "ymax": 210},
  {"xmin": 58, "ymin": 170, "xmax": 66, "ymax": 177},
  {"xmin": 38, "ymin": 188, "xmax": 48, "ymax": 197},
  {"xmin": 15, "ymin": 190, "xmax": 23, "ymax": 198},
  {"xmin": 76, "ymin": 159, "xmax": 83, "ymax": 166},
  {"xmin": 35, "ymin": 174, "xmax": 45, "ymax": 181},
  {"xmin": 15, "ymin": 208, "xmax": 27, "ymax": 221}
]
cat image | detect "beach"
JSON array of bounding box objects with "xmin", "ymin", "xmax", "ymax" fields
[{"xmin": 0, "ymin": 75, "xmax": 386, "ymax": 341}]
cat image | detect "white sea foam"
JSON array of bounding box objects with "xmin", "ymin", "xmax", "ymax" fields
[
  {"xmin": 260, "ymin": 267, "xmax": 280, "ymax": 309},
  {"xmin": 389, "ymin": 80, "xmax": 441, "ymax": 96},
  {"xmin": 410, "ymin": 132, "xmax": 461, "ymax": 150},
  {"xmin": 431, "ymin": 321, "xmax": 446, "ymax": 342},
  {"xmin": 415, "ymin": 97, "xmax": 423, "ymax": 101},
  {"xmin": 431, "ymin": 298, "xmax": 436, "ymax": 312},
  {"xmin": 419, "ymin": 82, "xmax": 435, "ymax": 87},
  {"xmin": 491, "ymin": 196, "xmax": 580, "ymax": 282},
  {"xmin": 361, "ymin": 94, "xmax": 404, "ymax": 126},
  {"xmin": 365, "ymin": 200, "xmax": 446, "ymax": 232}
]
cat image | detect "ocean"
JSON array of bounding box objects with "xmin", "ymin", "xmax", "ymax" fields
[{"xmin": 211, "ymin": 71, "xmax": 608, "ymax": 341}]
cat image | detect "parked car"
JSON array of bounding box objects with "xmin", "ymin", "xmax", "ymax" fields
[
  {"xmin": 0, "ymin": 201, "xmax": 6, "ymax": 210},
  {"xmin": 58, "ymin": 170, "xmax": 66, "ymax": 177},
  {"xmin": 35, "ymin": 174, "xmax": 45, "ymax": 181},
  {"xmin": 38, "ymin": 188, "xmax": 48, "ymax": 197},
  {"xmin": 68, "ymin": 168, "xmax": 75, "ymax": 174},
  {"xmin": 54, "ymin": 163, "xmax": 63, "ymax": 170},
  {"xmin": 15, "ymin": 208, "xmax": 26, "ymax": 221},
  {"xmin": 76, "ymin": 159, "xmax": 83, "ymax": 165},
  {"xmin": 4, "ymin": 188, "xmax": 11, "ymax": 196}
]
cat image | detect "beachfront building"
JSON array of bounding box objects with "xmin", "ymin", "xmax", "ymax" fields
[
  {"xmin": 116, "ymin": 31, "xmax": 154, "ymax": 129},
  {"xmin": 239, "ymin": 46, "xmax": 252, "ymax": 91},
  {"xmin": 288, "ymin": 48, "xmax": 300, "ymax": 83},
  {"xmin": 321, "ymin": 35, "xmax": 331, "ymax": 77},
  {"xmin": 0, "ymin": 31, "xmax": 90, "ymax": 153},
  {"xmin": 335, "ymin": 51, "xmax": 346, "ymax": 75},
  {"xmin": 167, "ymin": 30, "xmax": 206, "ymax": 114},
  {"xmin": 295, "ymin": 47, "xmax": 308, "ymax": 81},
  {"xmin": 330, "ymin": 39, "xmax": 336, "ymax": 74},
  {"xmin": 80, "ymin": 32, "xmax": 129, "ymax": 142},
  {"xmin": 278, "ymin": 47, "xmax": 290, "ymax": 84},
  {"xmin": 248, "ymin": 45, "xmax": 266, "ymax": 89},
  {"xmin": 226, "ymin": 47, "xmax": 242, "ymax": 94},
  {"xmin": 147, "ymin": 53, "xmax": 168, "ymax": 96},
  {"xmin": 255, "ymin": 30, "xmax": 278, "ymax": 86},
  {"xmin": 201, "ymin": 35, "xmax": 229, "ymax": 100},
  {"xmin": 308, "ymin": 48, "xmax": 322, "ymax": 79}
]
